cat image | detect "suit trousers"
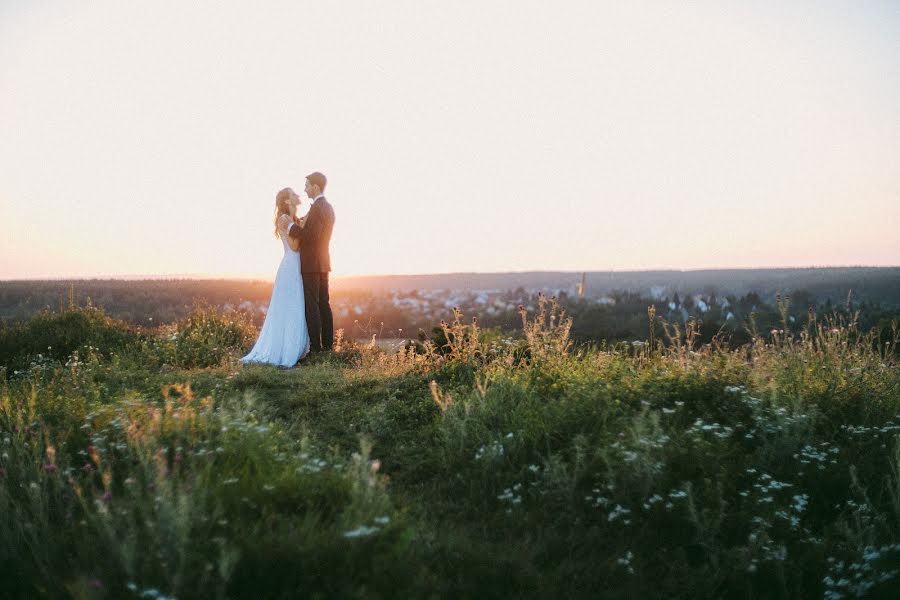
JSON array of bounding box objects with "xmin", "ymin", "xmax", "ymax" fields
[{"xmin": 302, "ymin": 272, "xmax": 333, "ymax": 352}]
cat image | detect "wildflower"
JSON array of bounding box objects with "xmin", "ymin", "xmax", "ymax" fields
[
  {"xmin": 608, "ymin": 504, "xmax": 632, "ymax": 522},
  {"xmin": 343, "ymin": 525, "xmax": 379, "ymax": 539},
  {"xmin": 616, "ymin": 550, "xmax": 635, "ymax": 574},
  {"xmin": 43, "ymin": 464, "xmax": 58, "ymax": 474}
]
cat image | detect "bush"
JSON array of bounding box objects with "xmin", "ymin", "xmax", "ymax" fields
[
  {"xmin": 145, "ymin": 303, "xmax": 257, "ymax": 369},
  {"xmin": 0, "ymin": 305, "xmax": 140, "ymax": 375}
]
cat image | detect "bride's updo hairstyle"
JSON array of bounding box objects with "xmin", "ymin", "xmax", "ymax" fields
[{"xmin": 273, "ymin": 187, "xmax": 294, "ymax": 238}]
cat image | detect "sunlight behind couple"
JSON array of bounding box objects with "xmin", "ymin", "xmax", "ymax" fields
[{"xmin": 0, "ymin": 1, "xmax": 897, "ymax": 280}]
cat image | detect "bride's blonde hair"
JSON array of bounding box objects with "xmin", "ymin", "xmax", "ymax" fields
[{"xmin": 273, "ymin": 187, "xmax": 293, "ymax": 238}]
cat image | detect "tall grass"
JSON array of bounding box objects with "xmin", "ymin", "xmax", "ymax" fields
[{"xmin": 1, "ymin": 301, "xmax": 898, "ymax": 598}]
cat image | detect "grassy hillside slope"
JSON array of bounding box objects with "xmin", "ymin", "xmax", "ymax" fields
[{"xmin": 1, "ymin": 301, "xmax": 899, "ymax": 599}]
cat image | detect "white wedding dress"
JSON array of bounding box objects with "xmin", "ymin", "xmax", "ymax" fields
[{"xmin": 241, "ymin": 225, "xmax": 310, "ymax": 367}]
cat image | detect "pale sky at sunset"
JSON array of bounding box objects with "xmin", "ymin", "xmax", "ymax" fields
[{"xmin": 1, "ymin": 1, "xmax": 898, "ymax": 279}]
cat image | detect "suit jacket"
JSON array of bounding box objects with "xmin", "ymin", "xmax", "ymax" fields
[{"xmin": 289, "ymin": 196, "xmax": 335, "ymax": 273}]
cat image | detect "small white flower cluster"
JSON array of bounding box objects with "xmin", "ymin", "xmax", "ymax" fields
[
  {"xmin": 343, "ymin": 525, "xmax": 379, "ymax": 539},
  {"xmin": 822, "ymin": 544, "xmax": 900, "ymax": 600},
  {"xmin": 343, "ymin": 515, "xmax": 391, "ymax": 539},
  {"xmin": 745, "ymin": 531, "xmax": 789, "ymax": 572},
  {"xmin": 726, "ymin": 386, "xmax": 813, "ymax": 439},
  {"xmin": 616, "ymin": 550, "xmax": 635, "ymax": 574},
  {"xmin": 126, "ymin": 582, "xmax": 177, "ymax": 600},
  {"xmin": 738, "ymin": 471, "xmax": 804, "ymax": 527},
  {"xmin": 296, "ymin": 453, "xmax": 329, "ymax": 473},
  {"xmin": 475, "ymin": 434, "xmax": 513, "ymax": 461},
  {"xmin": 642, "ymin": 494, "xmax": 664, "ymax": 510},
  {"xmin": 584, "ymin": 487, "xmax": 611, "ymax": 508},
  {"xmin": 791, "ymin": 493, "xmax": 809, "ymax": 513},
  {"xmin": 636, "ymin": 433, "xmax": 671, "ymax": 449},
  {"xmin": 842, "ymin": 421, "xmax": 900, "ymax": 435},
  {"xmin": 608, "ymin": 433, "xmax": 667, "ymax": 474},
  {"xmin": 498, "ymin": 483, "xmax": 523, "ymax": 512},
  {"xmin": 607, "ymin": 504, "xmax": 632, "ymax": 524},
  {"xmin": 687, "ymin": 418, "xmax": 734, "ymax": 440},
  {"xmin": 762, "ymin": 543, "xmax": 787, "ymax": 562},
  {"xmin": 794, "ymin": 443, "xmax": 839, "ymax": 472},
  {"xmin": 838, "ymin": 498, "xmax": 871, "ymax": 514},
  {"xmin": 668, "ymin": 489, "xmax": 688, "ymax": 500}
]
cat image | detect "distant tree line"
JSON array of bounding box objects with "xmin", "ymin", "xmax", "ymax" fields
[{"xmin": 1, "ymin": 279, "xmax": 897, "ymax": 350}]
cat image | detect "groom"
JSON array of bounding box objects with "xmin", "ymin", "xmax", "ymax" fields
[{"xmin": 288, "ymin": 171, "xmax": 335, "ymax": 354}]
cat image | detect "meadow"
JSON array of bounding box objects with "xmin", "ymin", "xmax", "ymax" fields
[{"xmin": 1, "ymin": 298, "xmax": 899, "ymax": 599}]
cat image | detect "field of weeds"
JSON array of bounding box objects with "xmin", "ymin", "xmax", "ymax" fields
[{"xmin": 1, "ymin": 299, "xmax": 899, "ymax": 599}]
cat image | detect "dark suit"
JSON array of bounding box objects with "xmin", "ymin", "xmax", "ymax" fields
[{"xmin": 289, "ymin": 196, "xmax": 335, "ymax": 352}]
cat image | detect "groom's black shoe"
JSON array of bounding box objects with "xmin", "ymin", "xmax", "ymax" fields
[
  {"xmin": 293, "ymin": 352, "xmax": 316, "ymax": 367},
  {"xmin": 295, "ymin": 350, "xmax": 332, "ymax": 367}
]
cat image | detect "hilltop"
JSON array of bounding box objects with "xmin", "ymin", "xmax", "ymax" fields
[{"xmin": 1, "ymin": 302, "xmax": 899, "ymax": 598}]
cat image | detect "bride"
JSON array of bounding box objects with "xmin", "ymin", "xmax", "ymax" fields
[{"xmin": 241, "ymin": 188, "xmax": 311, "ymax": 367}]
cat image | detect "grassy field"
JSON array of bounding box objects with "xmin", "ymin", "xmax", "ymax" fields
[{"xmin": 1, "ymin": 299, "xmax": 899, "ymax": 599}]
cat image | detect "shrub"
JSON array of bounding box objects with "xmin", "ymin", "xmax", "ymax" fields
[
  {"xmin": 0, "ymin": 305, "xmax": 140, "ymax": 375},
  {"xmin": 145, "ymin": 303, "xmax": 257, "ymax": 369}
]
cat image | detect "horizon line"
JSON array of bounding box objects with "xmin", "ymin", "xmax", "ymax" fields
[{"xmin": 2, "ymin": 264, "xmax": 899, "ymax": 283}]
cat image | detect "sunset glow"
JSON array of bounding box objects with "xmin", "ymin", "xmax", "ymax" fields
[{"xmin": 1, "ymin": 1, "xmax": 898, "ymax": 279}]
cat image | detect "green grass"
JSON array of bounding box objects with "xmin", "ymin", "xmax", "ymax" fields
[{"xmin": 1, "ymin": 301, "xmax": 899, "ymax": 599}]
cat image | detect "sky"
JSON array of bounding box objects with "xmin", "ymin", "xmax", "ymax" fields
[{"xmin": 1, "ymin": 0, "xmax": 898, "ymax": 279}]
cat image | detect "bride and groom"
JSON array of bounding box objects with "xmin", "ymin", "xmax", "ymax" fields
[{"xmin": 241, "ymin": 171, "xmax": 335, "ymax": 368}]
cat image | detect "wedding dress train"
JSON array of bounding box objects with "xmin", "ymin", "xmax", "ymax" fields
[{"xmin": 241, "ymin": 231, "xmax": 310, "ymax": 367}]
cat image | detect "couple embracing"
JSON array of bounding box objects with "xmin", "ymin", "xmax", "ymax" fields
[{"xmin": 241, "ymin": 172, "xmax": 335, "ymax": 368}]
